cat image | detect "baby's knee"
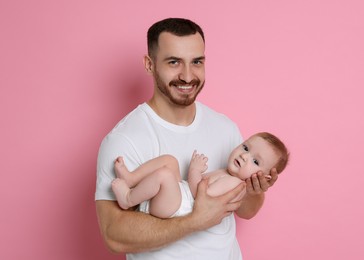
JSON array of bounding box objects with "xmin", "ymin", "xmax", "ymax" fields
[
  {"xmin": 155, "ymin": 166, "xmax": 179, "ymax": 182},
  {"xmin": 161, "ymin": 154, "xmax": 178, "ymax": 165}
]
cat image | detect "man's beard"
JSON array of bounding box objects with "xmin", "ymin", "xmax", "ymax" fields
[{"xmin": 154, "ymin": 71, "xmax": 205, "ymax": 106}]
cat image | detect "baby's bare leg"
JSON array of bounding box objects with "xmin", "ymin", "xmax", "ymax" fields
[
  {"xmin": 114, "ymin": 155, "xmax": 180, "ymax": 188},
  {"xmin": 148, "ymin": 168, "xmax": 182, "ymax": 218},
  {"xmin": 111, "ymin": 178, "xmax": 132, "ymax": 210},
  {"xmin": 112, "ymin": 166, "xmax": 182, "ymax": 217},
  {"xmin": 188, "ymin": 151, "xmax": 208, "ymax": 198}
]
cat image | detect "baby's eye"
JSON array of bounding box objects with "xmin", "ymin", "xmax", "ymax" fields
[
  {"xmin": 242, "ymin": 144, "xmax": 249, "ymax": 151},
  {"xmin": 253, "ymin": 159, "xmax": 259, "ymax": 166}
]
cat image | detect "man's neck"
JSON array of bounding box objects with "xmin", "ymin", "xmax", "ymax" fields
[{"xmin": 147, "ymin": 98, "xmax": 196, "ymax": 126}]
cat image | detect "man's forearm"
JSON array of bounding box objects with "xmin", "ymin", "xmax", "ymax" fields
[
  {"xmin": 235, "ymin": 192, "xmax": 265, "ymax": 219},
  {"xmin": 96, "ymin": 200, "xmax": 198, "ymax": 254}
]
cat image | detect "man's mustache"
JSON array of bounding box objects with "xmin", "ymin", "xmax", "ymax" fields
[{"xmin": 169, "ymin": 79, "xmax": 200, "ymax": 86}]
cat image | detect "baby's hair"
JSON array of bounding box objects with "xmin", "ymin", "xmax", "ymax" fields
[{"xmin": 254, "ymin": 132, "xmax": 290, "ymax": 174}]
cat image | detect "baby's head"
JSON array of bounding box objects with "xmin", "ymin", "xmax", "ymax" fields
[{"xmin": 227, "ymin": 132, "xmax": 289, "ymax": 180}]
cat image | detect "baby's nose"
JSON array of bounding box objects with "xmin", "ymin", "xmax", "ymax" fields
[{"xmin": 240, "ymin": 153, "xmax": 248, "ymax": 162}]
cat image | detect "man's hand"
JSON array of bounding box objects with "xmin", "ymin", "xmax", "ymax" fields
[
  {"xmin": 188, "ymin": 178, "xmax": 245, "ymax": 231},
  {"xmin": 246, "ymin": 168, "xmax": 278, "ymax": 195},
  {"xmin": 235, "ymin": 168, "xmax": 278, "ymax": 219}
]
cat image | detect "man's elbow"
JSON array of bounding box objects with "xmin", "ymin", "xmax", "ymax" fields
[
  {"xmin": 99, "ymin": 225, "xmax": 128, "ymax": 254},
  {"xmin": 235, "ymin": 210, "xmax": 258, "ymax": 220},
  {"xmin": 96, "ymin": 201, "xmax": 131, "ymax": 254},
  {"xmin": 104, "ymin": 237, "xmax": 125, "ymax": 254}
]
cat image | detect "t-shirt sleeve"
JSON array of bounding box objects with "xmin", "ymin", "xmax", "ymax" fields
[
  {"xmin": 95, "ymin": 133, "xmax": 138, "ymax": 200},
  {"xmin": 232, "ymin": 122, "xmax": 243, "ymax": 145}
]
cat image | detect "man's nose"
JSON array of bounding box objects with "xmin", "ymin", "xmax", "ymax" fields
[{"xmin": 178, "ymin": 65, "xmax": 194, "ymax": 83}]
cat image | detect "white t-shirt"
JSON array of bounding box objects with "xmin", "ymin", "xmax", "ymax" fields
[{"xmin": 96, "ymin": 102, "xmax": 243, "ymax": 260}]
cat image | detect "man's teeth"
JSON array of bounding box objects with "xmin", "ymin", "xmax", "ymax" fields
[{"xmin": 177, "ymin": 86, "xmax": 192, "ymax": 89}]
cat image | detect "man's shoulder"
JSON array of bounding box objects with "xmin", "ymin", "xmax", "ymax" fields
[
  {"xmin": 197, "ymin": 102, "xmax": 237, "ymax": 126},
  {"xmin": 98, "ymin": 103, "xmax": 153, "ymax": 148},
  {"xmin": 111, "ymin": 103, "xmax": 150, "ymax": 134}
]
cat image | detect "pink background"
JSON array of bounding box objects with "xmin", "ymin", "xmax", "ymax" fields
[{"xmin": 1, "ymin": 0, "xmax": 363, "ymax": 259}]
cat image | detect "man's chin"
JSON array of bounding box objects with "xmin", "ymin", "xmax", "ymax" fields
[{"xmin": 173, "ymin": 97, "xmax": 196, "ymax": 106}]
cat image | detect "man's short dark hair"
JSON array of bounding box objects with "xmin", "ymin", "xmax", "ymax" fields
[{"xmin": 147, "ymin": 18, "xmax": 205, "ymax": 58}]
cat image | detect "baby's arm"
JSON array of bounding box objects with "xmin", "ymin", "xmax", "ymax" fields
[{"xmin": 188, "ymin": 150, "xmax": 208, "ymax": 198}]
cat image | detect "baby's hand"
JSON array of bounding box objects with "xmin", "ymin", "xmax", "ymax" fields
[{"xmin": 189, "ymin": 150, "xmax": 208, "ymax": 174}]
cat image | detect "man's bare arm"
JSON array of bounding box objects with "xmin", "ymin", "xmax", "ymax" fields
[
  {"xmin": 96, "ymin": 200, "xmax": 198, "ymax": 253},
  {"xmin": 235, "ymin": 168, "xmax": 279, "ymax": 219},
  {"xmin": 96, "ymin": 178, "xmax": 245, "ymax": 254}
]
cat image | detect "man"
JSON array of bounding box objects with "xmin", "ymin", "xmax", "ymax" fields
[{"xmin": 95, "ymin": 18, "xmax": 278, "ymax": 259}]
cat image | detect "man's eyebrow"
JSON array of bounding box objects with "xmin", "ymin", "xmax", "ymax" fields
[
  {"xmin": 193, "ymin": 56, "xmax": 205, "ymax": 61},
  {"xmin": 163, "ymin": 56, "xmax": 206, "ymax": 62},
  {"xmin": 164, "ymin": 56, "xmax": 182, "ymax": 61}
]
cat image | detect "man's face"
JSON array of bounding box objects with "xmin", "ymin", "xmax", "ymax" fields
[
  {"xmin": 151, "ymin": 32, "xmax": 205, "ymax": 106},
  {"xmin": 227, "ymin": 136, "xmax": 280, "ymax": 180}
]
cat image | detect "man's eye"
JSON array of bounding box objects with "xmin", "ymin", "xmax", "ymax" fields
[
  {"xmin": 169, "ymin": 60, "xmax": 179, "ymax": 65},
  {"xmin": 193, "ymin": 60, "xmax": 203, "ymax": 65},
  {"xmin": 242, "ymin": 144, "xmax": 248, "ymax": 151},
  {"xmin": 253, "ymin": 159, "xmax": 259, "ymax": 166}
]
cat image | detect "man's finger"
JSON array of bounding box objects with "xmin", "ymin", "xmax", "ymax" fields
[
  {"xmin": 197, "ymin": 177, "xmax": 209, "ymax": 194},
  {"xmin": 269, "ymin": 168, "xmax": 278, "ymax": 186}
]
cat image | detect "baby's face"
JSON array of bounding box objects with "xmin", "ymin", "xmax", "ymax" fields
[{"xmin": 227, "ymin": 135, "xmax": 280, "ymax": 180}]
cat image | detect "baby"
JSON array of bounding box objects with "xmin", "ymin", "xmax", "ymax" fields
[{"xmin": 111, "ymin": 132, "xmax": 289, "ymax": 218}]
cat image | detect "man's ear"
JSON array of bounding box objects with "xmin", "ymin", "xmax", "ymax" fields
[{"xmin": 143, "ymin": 55, "xmax": 153, "ymax": 74}]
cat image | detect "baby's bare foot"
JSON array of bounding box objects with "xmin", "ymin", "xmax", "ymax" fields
[
  {"xmin": 114, "ymin": 157, "xmax": 134, "ymax": 186},
  {"xmin": 111, "ymin": 178, "xmax": 132, "ymax": 210}
]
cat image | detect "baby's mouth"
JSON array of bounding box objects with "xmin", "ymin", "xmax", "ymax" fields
[{"xmin": 235, "ymin": 159, "xmax": 241, "ymax": 167}]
